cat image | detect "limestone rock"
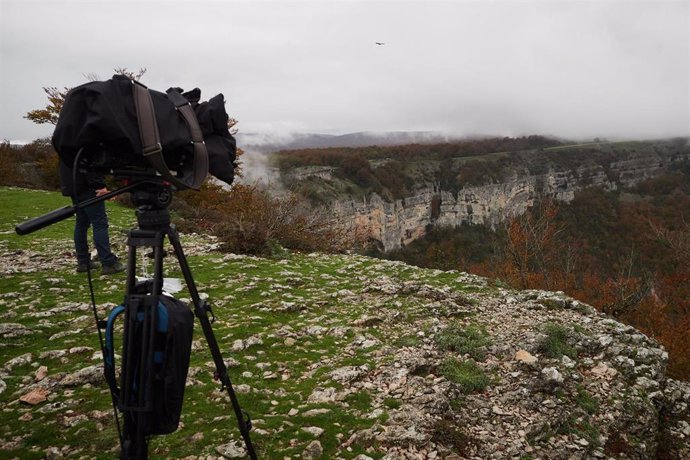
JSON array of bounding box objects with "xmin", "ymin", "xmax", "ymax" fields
[
  {"xmin": 541, "ymin": 367, "xmax": 564, "ymax": 384},
  {"xmin": 215, "ymin": 441, "xmax": 246, "ymax": 458},
  {"xmin": 301, "ymin": 426, "xmax": 324, "ymax": 437},
  {"xmin": 515, "ymin": 349, "xmax": 537, "ymax": 364},
  {"xmin": 329, "ymin": 365, "xmax": 370, "ymax": 383},
  {"xmin": 301, "ymin": 440, "xmax": 323, "ymax": 459},
  {"xmin": 60, "ymin": 365, "xmax": 103, "ymax": 387},
  {"xmin": 20, "ymin": 387, "xmax": 50, "ymax": 405},
  {"xmin": 35, "ymin": 366, "xmax": 48, "ymax": 382},
  {"xmin": 307, "ymin": 387, "xmax": 337, "ymax": 403}
]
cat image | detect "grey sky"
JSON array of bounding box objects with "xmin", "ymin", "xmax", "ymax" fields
[{"xmin": 1, "ymin": 0, "xmax": 688, "ymax": 142}]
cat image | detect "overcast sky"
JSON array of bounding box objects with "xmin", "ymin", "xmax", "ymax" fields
[{"xmin": 1, "ymin": 0, "xmax": 688, "ymax": 142}]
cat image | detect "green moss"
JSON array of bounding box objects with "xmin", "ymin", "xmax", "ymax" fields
[
  {"xmin": 576, "ymin": 387, "xmax": 600, "ymax": 415},
  {"xmin": 383, "ymin": 398, "xmax": 402, "ymax": 409},
  {"xmin": 394, "ymin": 334, "xmax": 422, "ymax": 348},
  {"xmin": 440, "ymin": 358, "xmax": 491, "ymax": 393},
  {"xmin": 538, "ymin": 323, "xmax": 577, "ymax": 359},
  {"xmin": 435, "ymin": 323, "xmax": 491, "ymax": 360}
]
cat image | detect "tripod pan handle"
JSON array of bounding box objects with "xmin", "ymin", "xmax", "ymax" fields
[{"xmin": 15, "ymin": 205, "xmax": 76, "ymax": 235}]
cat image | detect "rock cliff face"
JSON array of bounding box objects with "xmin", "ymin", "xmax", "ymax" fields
[{"xmin": 324, "ymin": 146, "xmax": 687, "ymax": 251}]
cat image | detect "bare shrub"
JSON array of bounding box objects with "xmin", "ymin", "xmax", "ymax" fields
[
  {"xmin": 174, "ymin": 182, "xmax": 353, "ymax": 255},
  {"xmin": 0, "ymin": 139, "xmax": 60, "ymax": 190}
]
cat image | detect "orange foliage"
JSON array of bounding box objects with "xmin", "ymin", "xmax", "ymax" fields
[
  {"xmin": 174, "ymin": 182, "xmax": 352, "ymax": 255},
  {"xmin": 494, "ymin": 191, "xmax": 690, "ymax": 379}
]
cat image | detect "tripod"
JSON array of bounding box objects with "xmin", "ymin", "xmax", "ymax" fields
[
  {"xmin": 15, "ymin": 176, "xmax": 257, "ymax": 459},
  {"xmin": 116, "ymin": 183, "xmax": 257, "ymax": 459}
]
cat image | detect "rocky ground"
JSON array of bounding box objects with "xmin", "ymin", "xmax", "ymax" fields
[{"xmin": 1, "ymin": 188, "xmax": 689, "ymax": 459}]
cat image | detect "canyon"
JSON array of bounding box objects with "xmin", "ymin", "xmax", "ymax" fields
[{"xmin": 279, "ymin": 140, "xmax": 690, "ymax": 251}]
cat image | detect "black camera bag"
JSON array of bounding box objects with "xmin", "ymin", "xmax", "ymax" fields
[
  {"xmin": 52, "ymin": 75, "xmax": 236, "ymax": 188},
  {"xmin": 104, "ymin": 295, "xmax": 194, "ymax": 435}
]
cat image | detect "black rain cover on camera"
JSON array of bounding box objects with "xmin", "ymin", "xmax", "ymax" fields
[{"xmin": 52, "ymin": 75, "xmax": 236, "ymax": 186}]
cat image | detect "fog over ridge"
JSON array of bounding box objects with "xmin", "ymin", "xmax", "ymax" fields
[{"xmin": 1, "ymin": 1, "xmax": 687, "ymax": 142}]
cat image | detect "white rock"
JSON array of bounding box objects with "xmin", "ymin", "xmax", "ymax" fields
[
  {"xmin": 367, "ymin": 408, "xmax": 384, "ymax": 419},
  {"xmin": 561, "ymin": 355, "xmax": 576, "ymax": 369},
  {"xmin": 215, "ymin": 441, "xmax": 246, "ymax": 458},
  {"xmin": 598, "ymin": 335, "xmax": 614, "ymax": 347},
  {"xmin": 245, "ymin": 335, "xmax": 264, "ymax": 347},
  {"xmin": 305, "ymin": 326, "xmax": 327, "ymax": 336},
  {"xmin": 231, "ymin": 339, "xmax": 245, "ymax": 352},
  {"xmin": 635, "ymin": 376, "xmax": 659, "ymax": 391},
  {"xmin": 235, "ymin": 384, "xmax": 251, "ymax": 393},
  {"xmin": 308, "ymin": 387, "xmax": 338, "ymax": 403},
  {"xmin": 302, "ymin": 426, "xmax": 324, "ymax": 437},
  {"xmin": 541, "ymin": 367, "xmax": 564, "ymax": 384},
  {"xmin": 329, "ymin": 365, "xmax": 369, "ymax": 383},
  {"xmin": 302, "ymin": 440, "xmax": 323, "ymax": 459},
  {"xmin": 303, "ymin": 408, "xmax": 332, "ymax": 417},
  {"xmin": 3, "ymin": 352, "xmax": 32, "ymax": 371}
]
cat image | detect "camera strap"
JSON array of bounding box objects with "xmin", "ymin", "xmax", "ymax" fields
[
  {"xmin": 165, "ymin": 88, "xmax": 210, "ymax": 184},
  {"xmin": 132, "ymin": 80, "xmax": 208, "ymax": 190}
]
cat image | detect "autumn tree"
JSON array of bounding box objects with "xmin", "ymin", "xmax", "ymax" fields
[
  {"xmin": 24, "ymin": 87, "xmax": 70, "ymax": 126},
  {"xmin": 503, "ymin": 198, "xmax": 565, "ymax": 290},
  {"xmin": 650, "ymin": 217, "xmax": 690, "ymax": 264}
]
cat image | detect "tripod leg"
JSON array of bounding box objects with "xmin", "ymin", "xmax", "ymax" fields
[
  {"xmin": 120, "ymin": 229, "xmax": 166, "ymax": 460},
  {"xmin": 166, "ymin": 226, "xmax": 257, "ymax": 459}
]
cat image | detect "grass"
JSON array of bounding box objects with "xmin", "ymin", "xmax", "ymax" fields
[
  {"xmin": 383, "ymin": 397, "xmax": 402, "ymax": 409},
  {"xmin": 538, "ymin": 323, "xmax": 577, "ymax": 359},
  {"xmin": 1, "ymin": 186, "xmax": 488, "ymax": 459},
  {"xmin": 575, "ymin": 387, "xmax": 600, "ymax": 415},
  {"xmin": 0, "ymin": 187, "xmax": 135, "ymax": 252},
  {"xmin": 440, "ymin": 358, "xmax": 491, "ymax": 394},
  {"xmin": 435, "ymin": 323, "xmax": 491, "ymax": 360}
]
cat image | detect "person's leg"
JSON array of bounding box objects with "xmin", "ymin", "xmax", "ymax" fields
[
  {"xmin": 71, "ymin": 195, "xmax": 92, "ymax": 265},
  {"xmin": 81, "ymin": 199, "xmax": 117, "ymax": 266}
]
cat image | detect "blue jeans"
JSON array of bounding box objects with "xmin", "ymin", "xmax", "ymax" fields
[{"xmin": 71, "ymin": 191, "xmax": 117, "ymax": 266}]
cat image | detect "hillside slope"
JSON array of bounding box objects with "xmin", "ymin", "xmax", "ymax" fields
[{"xmin": 1, "ymin": 187, "xmax": 688, "ymax": 459}]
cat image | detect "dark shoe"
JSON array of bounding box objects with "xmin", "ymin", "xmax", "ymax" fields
[
  {"xmin": 76, "ymin": 260, "xmax": 100, "ymax": 273},
  {"xmin": 102, "ymin": 260, "xmax": 125, "ymax": 275}
]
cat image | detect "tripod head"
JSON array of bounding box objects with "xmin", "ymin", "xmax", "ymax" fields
[{"xmin": 130, "ymin": 182, "xmax": 174, "ymax": 231}]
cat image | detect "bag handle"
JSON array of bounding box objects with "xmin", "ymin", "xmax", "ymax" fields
[
  {"xmin": 103, "ymin": 305, "xmax": 126, "ymax": 400},
  {"xmin": 132, "ymin": 80, "xmax": 208, "ymax": 190}
]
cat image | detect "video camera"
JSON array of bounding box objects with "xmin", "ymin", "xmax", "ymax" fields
[
  {"xmin": 52, "ymin": 74, "xmax": 237, "ymax": 190},
  {"xmin": 15, "ymin": 75, "xmax": 239, "ymax": 236}
]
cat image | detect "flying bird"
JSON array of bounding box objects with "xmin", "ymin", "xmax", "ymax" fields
[{"xmin": 375, "ymin": 42, "xmax": 385, "ymax": 45}]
